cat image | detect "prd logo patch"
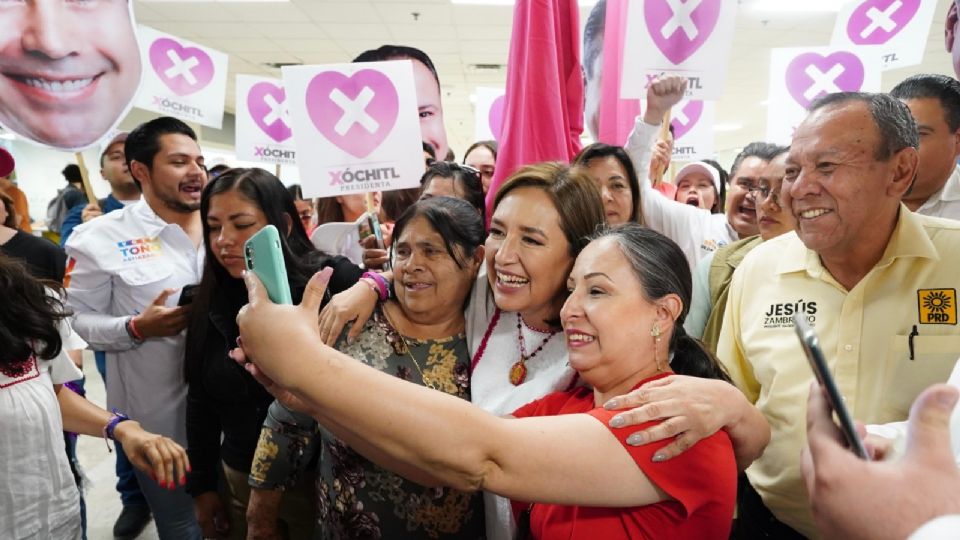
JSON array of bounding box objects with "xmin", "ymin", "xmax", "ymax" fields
[{"xmin": 918, "ymin": 289, "xmax": 957, "ymax": 325}]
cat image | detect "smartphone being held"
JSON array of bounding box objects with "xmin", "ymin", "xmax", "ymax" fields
[
  {"xmin": 244, "ymin": 225, "xmax": 293, "ymax": 305},
  {"xmin": 793, "ymin": 314, "xmax": 870, "ymax": 460}
]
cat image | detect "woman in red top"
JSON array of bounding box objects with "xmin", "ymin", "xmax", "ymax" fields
[{"xmin": 234, "ymin": 223, "xmax": 754, "ymax": 539}]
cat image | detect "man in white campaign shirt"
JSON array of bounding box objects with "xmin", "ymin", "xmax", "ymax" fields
[{"xmin": 65, "ymin": 116, "xmax": 206, "ymax": 539}]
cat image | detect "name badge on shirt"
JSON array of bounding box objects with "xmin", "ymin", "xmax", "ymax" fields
[
  {"xmin": 918, "ymin": 289, "xmax": 957, "ymax": 325},
  {"xmin": 116, "ymin": 236, "xmax": 163, "ymax": 264}
]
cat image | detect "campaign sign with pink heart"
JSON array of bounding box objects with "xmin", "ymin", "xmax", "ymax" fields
[
  {"xmin": 305, "ymin": 70, "xmax": 399, "ymax": 159},
  {"xmin": 621, "ymin": 0, "xmax": 737, "ymax": 100},
  {"xmin": 670, "ymin": 99, "xmax": 704, "ymax": 140},
  {"xmin": 248, "ymin": 82, "xmax": 292, "ymax": 144},
  {"xmin": 785, "ymin": 52, "xmax": 865, "ymax": 109},
  {"xmin": 282, "ymin": 61, "xmax": 424, "ymax": 199},
  {"xmin": 845, "ymin": 0, "xmax": 920, "ymax": 46},
  {"xmin": 766, "ymin": 47, "xmax": 881, "ymax": 145},
  {"xmin": 235, "ymin": 75, "xmax": 297, "ymax": 165},
  {"xmin": 149, "ymin": 38, "xmax": 215, "ymax": 96},
  {"xmin": 135, "ymin": 26, "xmax": 229, "ymax": 129},
  {"xmin": 830, "ymin": 0, "xmax": 936, "ymax": 70},
  {"xmin": 643, "ymin": 0, "xmax": 722, "ymax": 65}
]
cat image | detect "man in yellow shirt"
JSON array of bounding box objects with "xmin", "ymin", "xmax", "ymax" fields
[{"xmin": 718, "ymin": 92, "xmax": 960, "ymax": 539}]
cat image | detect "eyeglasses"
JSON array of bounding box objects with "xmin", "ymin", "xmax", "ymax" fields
[{"xmin": 747, "ymin": 180, "xmax": 783, "ymax": 206}]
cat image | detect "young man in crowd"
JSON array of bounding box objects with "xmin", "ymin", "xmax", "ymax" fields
[
  {"xmin": 60, "ymin": 132, "xmax": 141, "ymax": 245},
  {"xmin": 58, "ymin": 132, "xmax": 152, "ymax": 539},
  {"xmin": 65, "ymin": 116, "xmax": 206, "ymax": 539},
  {"xmin": 46, "ymin": 164, "xmax": 88, "ymax": 240},
  {"xmin": 717, "ymin": 92, "xmax": 960, "ymax": 538},
  {"xmin": 890, "ymin": 74, "xmax": 960, "ymax": 219}
]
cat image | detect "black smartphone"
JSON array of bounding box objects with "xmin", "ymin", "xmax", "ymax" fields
[
  {"xmin": 793, "ymin": 314, "xmax": 870, "ymax": 459},
  {"xmin": 178, "ymin": 284, "xmax": 199, "ymax": 307}
]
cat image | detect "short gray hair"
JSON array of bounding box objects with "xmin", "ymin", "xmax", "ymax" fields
[{"xmin": 808, "ymin": 92, "xmax": 919, "ymax": 160}]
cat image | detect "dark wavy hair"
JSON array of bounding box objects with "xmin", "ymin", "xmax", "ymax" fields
[
  {"xmin": 593, "ymin": 224, "xmax": 730, "ymax": 382},
  {"xmin": 0, "ymin": 254, "xmax": 68, "ymax": 366},
  {"xmin": 185, "ymin": 168, "xmax": 332, "ymax": 380},
  {"xmin": 572, "ymin": 142, "xmax": 643, "ymax": 224}
]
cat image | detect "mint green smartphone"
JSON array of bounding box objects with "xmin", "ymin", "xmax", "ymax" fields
[{"xmin": 244, "ymin": 225, "xmax": 293, "ymax": 305}]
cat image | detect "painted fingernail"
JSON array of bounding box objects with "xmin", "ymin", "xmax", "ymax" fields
[
  {"xmin": 610, "ymin": 415, "xmax": 625, "ymax": 428},
  {"xmin": 652, "ymin": 452, "xmax": 667, "ymax": 462},
  {"xmin": 627, "ymin": 433, "xmax": 646, "ymax": 446},
  {"xmin": 604, "ymin": 399, "xmax": 619, "ymax": 410}
]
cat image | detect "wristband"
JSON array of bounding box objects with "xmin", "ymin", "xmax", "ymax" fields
[
  {"xmin": 102, "ymin": 409, "xmax": 130, "ymax": 452},
  {"xmin": 126, "ymin": 316, "xmax": 145, "ymax": 342},
  {"xmin": 361, "ymin": 271, "xmax": 389, "ymax": 301}
]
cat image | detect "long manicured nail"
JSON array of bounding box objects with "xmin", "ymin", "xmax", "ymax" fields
[
  {"xmin": 603, "ymin": 399, "xmax": 619, "ymax": 410},
  {"xmin": 652, "ymin": 452, "xmax": 667, "ymax": 462},
  {"xmin": 610, "ymin": 415, "xmax": 626, "ymax": 428},
  {"xmin": 627, "ymin": 433, "xmax": 646, "ymax": 446}
]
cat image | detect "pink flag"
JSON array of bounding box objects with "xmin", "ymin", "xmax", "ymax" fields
[
  {"xmin": 485, "ymin": 0, "xmax": 584, "ymax": 220},
  {"xmin": 597, "ymin": 0, "xmax": 641, "ymax": 145}
]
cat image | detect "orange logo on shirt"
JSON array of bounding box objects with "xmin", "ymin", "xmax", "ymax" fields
[
  {"xmin": 918, "ymin": 289, "xmax": 957, "ymax": 325},
  {"xmin": 63, "ymin": 257, "xmax": 76, "ymax": 288}
]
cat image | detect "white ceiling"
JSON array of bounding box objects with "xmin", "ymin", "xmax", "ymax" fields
[{"xmin": 132, "ymin": 0, "xmax": 957, "ymax": 166}]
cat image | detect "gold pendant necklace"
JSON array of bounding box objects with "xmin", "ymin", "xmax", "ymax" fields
[
  {"xmin": 510, "ymin": 313, "xmax": 559, "ymax": 386},
  {"xmin": 382, "ymin": 305, "xmax": 441, "ymax": 391}
]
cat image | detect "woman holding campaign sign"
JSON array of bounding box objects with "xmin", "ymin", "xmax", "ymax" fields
[
  {"xmin": 317, "ymin": 163, "xmax": 768, "ymax": 539},
  {"xmin": 246, "ymin": 196, "xmax": 486, "ymax": 539},
  {"xmin": 183, "ymin": 168, "xmax": 361, "ymax": 540},
  {"xmin": 235, "ymin": 223, "xmax": 745, "ymax": 540}
]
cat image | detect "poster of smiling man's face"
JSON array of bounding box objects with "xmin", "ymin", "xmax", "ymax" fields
[{"xmin": 0, "ymin": 0, "xmax": 141, "ymax": 150}]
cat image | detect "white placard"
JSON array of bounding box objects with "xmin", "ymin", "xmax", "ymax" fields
[
  {"xmin": 235, "ymin": 75, "xmax": 296, "ymax": 166},
  {"xmin": 669, "ymin": 99, "xmax": 715, "ymax": 162},
  {"xmin": 620, "ymin": 0, "xmax": 737, "ymax": 100},
  {"xmin": 133, "ymin": 26, "xmax": 228, "ymax": 129},
  {"xmin": 765, "ymin": 47, "xmax": 882, "ymax": 145},
  {"xmin": 474, "ymin": 87, "xmax": 506, "ymax": 142},
  {"xmin": 282, "ymin": 61, "xmax": 423, "ymax": 199},
  {"xmin": 830, "ymin": 0, "xmax": 938, "ymax": 71}
]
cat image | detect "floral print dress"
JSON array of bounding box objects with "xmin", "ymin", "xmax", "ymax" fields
[{"xmin": 250, "ymin": 304, "xmax": 485, "ymax": 540}]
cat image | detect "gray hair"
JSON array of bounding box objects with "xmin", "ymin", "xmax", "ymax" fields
[{"xmin": 809, "ymin": 92, "xmax": 919, "ymax": 160}]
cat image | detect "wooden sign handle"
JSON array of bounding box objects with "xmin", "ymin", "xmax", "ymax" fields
[{"xmin": 74, "ymin": 152, "xmax": 97, "ymax": 204}]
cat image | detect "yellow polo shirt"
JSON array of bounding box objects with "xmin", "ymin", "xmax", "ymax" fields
[{"xmin": 717, "ymin": 207, "xmax": 960, "ymax": 539}]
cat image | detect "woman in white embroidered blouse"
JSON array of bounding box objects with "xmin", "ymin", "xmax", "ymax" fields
[{"xmin": 0, "ymin": 255, "xmax": 190, "ymax": 539}]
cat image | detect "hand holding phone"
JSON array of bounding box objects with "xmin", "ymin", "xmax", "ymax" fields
[
  {"xmin": 244, "ymin": 225, "xmax": 293, "ymax": 305},
  {"xmin": 794, "ymin": 314, "xmax": 870, "ymax": 459}
]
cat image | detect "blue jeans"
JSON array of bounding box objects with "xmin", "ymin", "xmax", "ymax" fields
[
  {"xmin": 133, "ymin": 468, "xmax": 202, "ymax": 540},
  {"xmin": 96, "ymin": 351, "xmax": 148, "ymax": 507}
]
